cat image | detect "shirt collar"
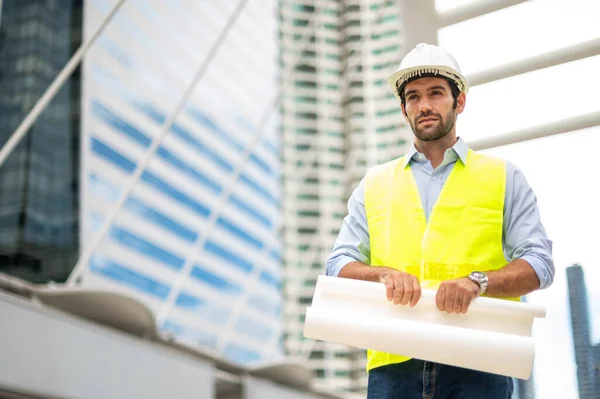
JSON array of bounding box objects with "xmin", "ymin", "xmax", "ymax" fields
[
  {"xmin": 403, "ymin": 145, "xmax": 420, "ymax": 168},
  {"xmin": 453, "ymin": 137, "xmax": 469, "ymax": 165},
  {"xmin": 402, "ymin": 137, "xmax": 469, "ymax": 168}
]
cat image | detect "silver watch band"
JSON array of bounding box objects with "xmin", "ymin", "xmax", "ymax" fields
[{"xmin": 468, "ymin": 271, "xmax": 488, "ymax": 295}]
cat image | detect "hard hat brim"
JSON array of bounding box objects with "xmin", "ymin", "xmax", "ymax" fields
[{"xmin": 387, "ymin": 65, "xmax": 469, "ymax": 100}]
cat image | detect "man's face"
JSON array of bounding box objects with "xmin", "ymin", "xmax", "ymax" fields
[{"xmin": 401, "ymin": 77, "xmax": 465, "ymax": 142}]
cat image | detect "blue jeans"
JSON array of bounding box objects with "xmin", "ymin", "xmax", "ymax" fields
[{"xmin": 367, "ymin": 360, "xmax": 514, "ymax": 399}]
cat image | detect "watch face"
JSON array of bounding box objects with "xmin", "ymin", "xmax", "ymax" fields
[{"xmin": 471, "ymin": 271, "xmax": 485, "ymax": 280}]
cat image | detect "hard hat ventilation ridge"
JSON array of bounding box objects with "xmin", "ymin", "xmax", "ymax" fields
[{"xmin": 396, "ymin": 68, "xmax": 441, "ymax": 88}]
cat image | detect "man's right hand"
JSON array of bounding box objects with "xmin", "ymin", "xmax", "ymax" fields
[
  {"xmin": 379, "ymin": 269, "xmax": 421, "ymax": 307},
  {"xmin": 337, "ymin": 262, "xmax": 421, "ymax": 306}
]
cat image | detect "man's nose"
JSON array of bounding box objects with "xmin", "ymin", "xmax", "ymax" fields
[{"xmin": 419, "ymin": 98, "xmax": 432, "ymax": 113}]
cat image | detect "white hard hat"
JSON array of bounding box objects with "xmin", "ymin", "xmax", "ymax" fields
[{"xmin": 387, "ymin": 43, "xmax": 469, "ymax": 100}]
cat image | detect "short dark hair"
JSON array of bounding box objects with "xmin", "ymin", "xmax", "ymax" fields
[{"xmin": 398, "ymin": 74, "xmax": 461, "ymax": 109}]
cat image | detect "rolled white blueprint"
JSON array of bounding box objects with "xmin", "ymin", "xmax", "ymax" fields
[{"xmin": 303, "ymin": 276, "xmax": 546, "ymax": 380}]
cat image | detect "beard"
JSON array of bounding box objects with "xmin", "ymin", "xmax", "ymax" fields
[{"xmin": 408, "ymin": 109, "xmax": 456, "ymax": 142}]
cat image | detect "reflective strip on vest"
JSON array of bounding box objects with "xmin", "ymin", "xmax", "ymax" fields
[{"xmin": 363, "ymin": 149, "xmax": 517, "ymax": 372}]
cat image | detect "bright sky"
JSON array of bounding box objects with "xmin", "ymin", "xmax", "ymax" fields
[{"xmin": 435, "ymin": 1, "xmax": 600, "ymax": 398}]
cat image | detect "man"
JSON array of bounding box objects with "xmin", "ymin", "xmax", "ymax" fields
[{"xmin": 325, "ymin": 43, "xmax": 554, "ymax": 398}]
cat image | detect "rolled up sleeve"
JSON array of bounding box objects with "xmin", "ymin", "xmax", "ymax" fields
[
  {"xmin": 325, "ymin": 179, "xmax": 371, "ymax": 277},
  {"xmin": 504, "ymin": 163, "xmax": 555, "ymax": 289}
]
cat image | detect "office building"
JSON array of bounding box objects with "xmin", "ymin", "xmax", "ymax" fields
[
  {"xmin": 567, "ymin": 264, "xmax": 597, "ymax": 399},
  {"xmin": 0, "ymin": 0, "xmax": 283, "ymax": 365},
  {"xmin": 595, "ymin": 344, "xmax": 600, "ymax": 396},
  {"xmin": 0, "ymin": 0, "xmax": 83, "ymax": 283},
  {"xmin": 279, "ymin": 0, "xmax": 411, "ymax": 392}
]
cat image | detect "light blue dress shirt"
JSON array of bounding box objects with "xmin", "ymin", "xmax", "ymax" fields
[{"xmin": 326, "ymin": 138, "xmax": 555, "ymax": 289}]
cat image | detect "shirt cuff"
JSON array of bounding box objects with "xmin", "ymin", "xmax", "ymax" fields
[
  {"xmin": 520, "ymin": 254, "xmax": 552, "ymax": 290},
  {"xmin": 326, "ymin": 254, "xmax": 365, "ymax": 277}
]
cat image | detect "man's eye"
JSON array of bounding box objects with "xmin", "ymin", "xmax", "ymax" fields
[{"xmin": 431, "ymin": 91, "xmax": 442, "ymax": 96}]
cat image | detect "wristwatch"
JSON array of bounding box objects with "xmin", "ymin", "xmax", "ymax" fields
[{"xmin": 468, "ymin": 271, "xmax": 488, "ymax": 295}]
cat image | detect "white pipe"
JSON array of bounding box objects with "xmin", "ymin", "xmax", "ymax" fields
[
  {"xmin": 439, "ymin": 0, "xmax": 527, "ymax": 27},
  {"xmin": 469, "ymin": 110, "xmax": 600, "ymax": 151},
  {"xmin": 0, "ymin": 0, "xmax": 128, "ymax": 170},
  {"xmin": 468, "ymin": 37, "xmax": 600, "ymax": 87},
  {"xmin": 66, "ymin": 0, "xmax": 250, "ymax": 285}
]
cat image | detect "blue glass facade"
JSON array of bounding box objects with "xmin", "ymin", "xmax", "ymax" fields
[{"xmin": 80, "ymin": 0, "xmax": 282, "ymax": 363}]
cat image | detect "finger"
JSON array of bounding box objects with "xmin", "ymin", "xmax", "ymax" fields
[
  {"xmin": 444, "ymin": 286, "xmax": 455, "ymax": 313},
  {"xmin": 461, "ymin": 295, "xmax": 472, "ymax": 314},
  {"xmin": 381, "ymin": 276, "xmax": 394, "ymax": 302},
  {"xmin": 392, "ymin": 277, "xmax": 404, "ymax": 305},
  {"xmin": 400, "ymin": 276, "xmax": 413, "ymax": 305},
  {"xmin": 386, "ymin": 282, "xmax": 394, "ymax": 302},
  {"xmin": 410, "ymin": 277, "xmax": 421, "ymax": 307},
  {"xmin": 436, "ymin": 285, "xmax": 446, "ymax": 311},
  {"xmin": 452, "ymin": 292, "xmax": 463, "ymax": 314}
]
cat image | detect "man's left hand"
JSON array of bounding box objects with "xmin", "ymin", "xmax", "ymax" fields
[{"xmin": 435, "ymin": 278, "xmax": 480, "ymax": 314}]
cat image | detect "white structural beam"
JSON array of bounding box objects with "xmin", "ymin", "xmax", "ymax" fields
[
  {"xmin": 250, "ymin": 361, "xmax": 313, "ymax": 391},
  {"xmin": 469, "ymin": 110, "xmax": 600, "ymax": 151},
  {"xmin": 32, "ymin": 288, "xmax": 158, "ymax": 339},
  {"xmin": 0, "ymin": 287, "xmax": 345, "ymax": 399},
  {"xmin": 244, "ymin": 377, "xmax": 321, "ymax": 399},
  {"xmin": 0, "ymin": 290, "xmax": 215, "ymax": 399},
  {"xmin": 468, "ymin": 37, "xmax": 600, "ymax": 87},
  {"xmin": 439, "ymin": 0, "xmax": 528, "ymax": 27},
  {"xmin": 398, "ymin": 0, "xmax": 439, "ymax": 49}
]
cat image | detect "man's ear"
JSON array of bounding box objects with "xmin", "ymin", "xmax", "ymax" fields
[
  {"xmin": 456, "ymin": 92, "xmax": 466, "ymax": 114},
  {"xmin": 401, "ymin": 103, "xmax": 408, "ymax": 119}
]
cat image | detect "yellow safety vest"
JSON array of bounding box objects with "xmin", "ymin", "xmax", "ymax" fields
[{"xmin": 363, "ymin": 148, "xmax": 518, "ymax": 372}]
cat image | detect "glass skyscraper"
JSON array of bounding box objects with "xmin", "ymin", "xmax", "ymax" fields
[
  {"xmin": 0, "ymin": 0, "xmax": 284, "ymax": 365},
  {"xmin": 567, "ymin": 264, "xmax": 598, "ymax": 399},
  {"xmin": 279, "ymin": 0, "xmax": 411, "ymax": 393},
  {"xmin": 595, "ymin": 344, "xmax": 600, "ymax": 396},
  {"xmin": 0, "ymin": 0, "xmax": 83, "ymax": 284}
]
